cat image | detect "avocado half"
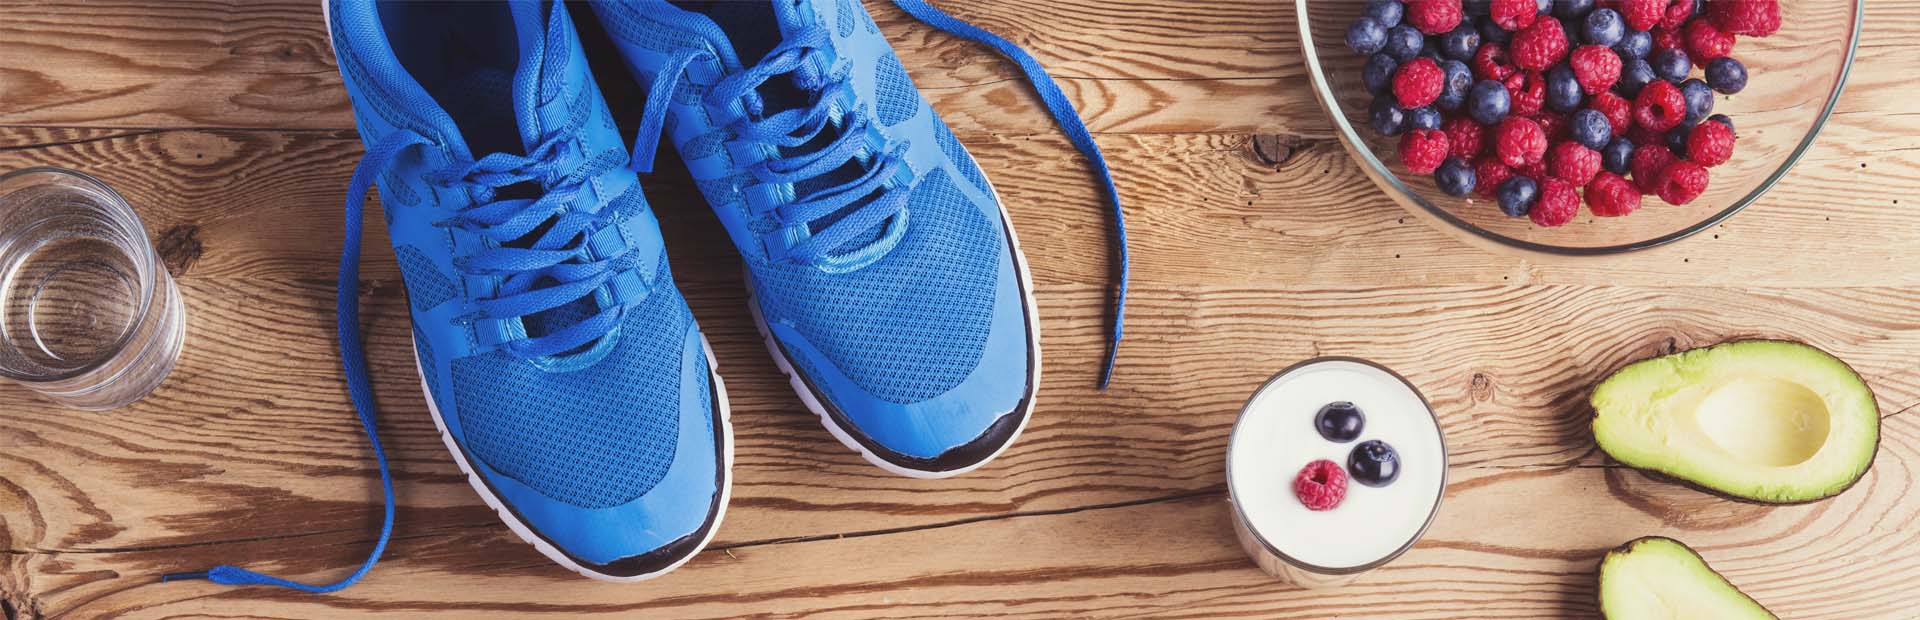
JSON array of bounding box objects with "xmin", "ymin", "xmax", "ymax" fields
[
  {"xmin": 1591, "ymin": 340, "xmax": 1878, "ymax": 504},
  {"xmin": 1599, "ymin": 537, "xmax": 1776, "ymax": 620}
]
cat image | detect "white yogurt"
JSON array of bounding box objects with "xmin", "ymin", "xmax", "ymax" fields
[{"xmin": 1228, "ymin": 358, "xmax": 1447, "ymax": 577}]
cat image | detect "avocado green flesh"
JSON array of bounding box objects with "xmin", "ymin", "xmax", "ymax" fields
[
  {"xmin": 1600, "ymin": 537, "xmax": 1776, "ymax": 620},
  {"xmin": 1591, "ymin": 340, "xmax": 1878, "ymax": 503}
]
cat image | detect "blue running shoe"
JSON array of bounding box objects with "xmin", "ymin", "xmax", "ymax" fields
[{"xmin": 591, "ymin": 0, "xmax": 1128, "ymax": 478}]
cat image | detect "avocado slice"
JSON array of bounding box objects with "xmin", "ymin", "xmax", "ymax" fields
[
  {"xmin": 1599, "ymin": 537, "xmax": 1776, "ymax": 620},
  {"xmin": 1591, "ymin": 340, "xmax": 1878, "ymax": 503}
]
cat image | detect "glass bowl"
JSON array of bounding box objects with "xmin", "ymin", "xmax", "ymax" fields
[{"xmin": 1296, "ymin": 2, "xmax": 1863, "ymax": 256}]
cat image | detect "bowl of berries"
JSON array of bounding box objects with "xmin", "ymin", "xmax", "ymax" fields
[{"xmin": 1298, "ymin": 0, "xmax": 1861, "ymax": 255}]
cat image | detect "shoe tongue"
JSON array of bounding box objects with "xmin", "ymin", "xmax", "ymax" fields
[{"xmin": 507, "ymin": 0, "xmax": 571, "ymax": 153}]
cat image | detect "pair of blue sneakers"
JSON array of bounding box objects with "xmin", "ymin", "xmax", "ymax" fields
[{"xmin": 168, "ymin": 0, "xmax": 1125, "ymax": 589}]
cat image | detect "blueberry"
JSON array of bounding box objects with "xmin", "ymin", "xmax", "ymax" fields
[
  {"xmin": 1465, "ymin": 0, "xmax": 1490, "ymax": 16},
  {"xmin": 1615, "ymin": 29, "xmax": 1653, "ymax": 59},
  {"xmin": 1708, "ymin": 113, "xmax": 1735, "ymax": 133},
  {"xmin": 1408, "ymin": 106, "xmax": 1443, "ymax": 130},
  {"xmin": 1363, "ymin": 53, "xmax": 1399, "ymax": 95},
  {"xmin": 1419, "ymin": 37, "xmax": 1444, "ymax": 62},
  {"xmin": 1497, "ymin": 176, "xmax": 1539, "ymax": 217},
  {"xmin": 1434, "ymin": 59, "xmax": 1474, "ymax": 111},
  {"xmin": 1477, "ymin": 15, "xmax": 1511, "ymax": 43},
  {"xmin": 1468, "ymin": 79, "xmax": 1512, "ymax": 125},
  {"xmin": 1546, "ymin": 64, "xmax": 1585, "ymax": 112},
  {"xmin": 1705, "ymin": 57, "xmax": 1747, "ymax": 94},
  {"xmin": 1348, "ymin": 440, "xmax": 1402, "ymax": 488},
  {"xmin": 1559, "ymin": 17, "xmax": 1586, "ymax": 44},
  {"xmin": 1617, "ymin": 58, "xmax": 1656, "ymax": 98},
  {"xmin": 1666, "ymin": 121, "xmax": 1694, "ymax": 155},
  {"xmin": 1441, "ymin": 24, "xmax": 1481, "ymax": 60},
  {"xmin": 1347, "ymin": 17, "xmax": 1390, "ymax": 55},
  {"xmin": 1569, "ymin": 108, "xmax": 1612, "ymax": 150},
  {"xmin": 1582, "ymin": 8, "xmax": 1625, "ymax": 47},
  {"xmin": 1385, "ymin": 25, "xmax": 1424, "ymax": 62},
  {"xmin": 1315, "ymin": 401, "xmax": 1366, "ymax": 443},
  {"xmin": 1370, "ymin": 95, "xmax": 1410, "ymax": 136},
  {"xmin": 1535, "ymin": 0, "xmax": 1553, "ymax": 15},
  {"xmin": 1680, "ymin": 78, "xmax": 1714, "ymax": 124},
  {"xmin": 1602, "ymin": 137, "xmax": 1635, "ymax": 175},
  {"xmin": 1366, "ymin": 0, "xmax": 1405, "ymax": 28},
  {"xmin": 1435, "ymin": 156, "xmax": 1477, "ymax": 197},
  {"xmin": 1652, "ymin": 48, "xmax": 1692, "ymax": 83},
  {"xmin": 1553, "ymin": 0, "xmax": 1594, "ymax": 19}
]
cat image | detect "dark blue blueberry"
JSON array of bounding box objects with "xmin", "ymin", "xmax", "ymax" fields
[
  {"xmin": 1347, "ymin": 17, "xmax": 1390, "ymax": 55},
  {"xmin": 1559, "ymin": 17, "xmax": 1586, "ymax": 45},
  {"xmin": 1363, "ymin": 53, "xmax": 1399, "ymax": 95},
  {"xmin": 1618, "ymin": 58, "xmax": 1656, "ymax": 98},
  {"xmin": 1554, "ymin": 0, "xmax": 1594, "ymax": 20},
  {"xmin": 1478, "ymin": 15, "xmax": 1511, "ymax": 43},
  {"xmin": 1366, "ymin": 0, "xmax": 1405, "ymax": 28},
  {"xmin": 1348, "ymin": 440, "xmax": 1402, "ymax": 488},
  {"xmin": 1582, "ymin": 8, "xmax": 1625, "ymax": 47},
  {"xmin": 1708, "ymin": 113, "xmax": 1734, "ymax": 133},
  {"xmin": 1441, "ymin": 24, "xmax": 1481, "ymax": 60},
  {"xmin": 1569, "ymin": 108, "xmax": 1612, "ymax": 150},
  {"xmin": 1602, "ymin": 137, "xmax": 1635, "ymax": 175},
  {"xmin": 1435, "ymin": 59, "xmax": 1474, "ymax": 111},
  {"xmin": 1419, "ymin": 37, "xmax": 1444, "ymax": 62},
  {"xmin": 1370, "ymin": 95, "xmax": 1410, "ymax": 136},
  {"xmin": 1652, "ymin": 48, "xmax": 1692, "ymax": 83},
  {"xmin": 1666, "ymin": 121, "xmax": 1695, "ymax": 155},
  {"xmin": 1468, "ymin": 79, "xmax": 1512, "ymax": 125},
  {"xmin": 1315, "ymin": 402, "xmax": 1366, "ymax": 443},
  {"xmin": 1408, "ymin": 106, "xmax": 1443, "ymax": 130},
  {"xmin": 1436, "ymin": 156, "xmax": 1477, "ymax": 197},
  {"xmin": 1535, "ymin": 0, "xmax": 1553, "ymax": 15},
  {"xmin": 1497, "ymin": 176, "xmax": 1539, "ymax": 217},
  {"xmin": 1705, "ymin": 57, "xmax": 1748, "ymax": 94},
  {"xmin": 1465, "ymin": 0, "xmax": 1491, "ymax": 16},
  {"xmin": 1546, "ymin": 64, "xmax": 1585, "ymax": 112},
  {"xmin": 1614, "ymin": 29, "xmax": 1653, "ymax": 59},
  {"xmin": 1385, "ymin": 25, "xmax": 1425, "ymax": 62},
  {"xmin": 1680, "ymin": 78, "xmax": 1714, "ymax": 124}
]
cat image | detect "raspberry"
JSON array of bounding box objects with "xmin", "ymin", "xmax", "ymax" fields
[
  {"xmin": 1399, "ymin": 128, "xmax": 1452, "ymax": 174},
  {"xmin": 1651, "ymin": 26, "xmax": 1683, "ymax": 54},
  {"xmin": 1495, "ymin": 117, "xmax": 1548, "ymax": 167},
  {"xmin": 1684, "ymin": 19, "xmax": 1735, "ymax": 67},
  {"xmin": 1406, "ymin": 0, "xmax": 1465, "ymax": 35},
  {"xmin": 1660, "ymin": 0, "xmax": 1697, "ymax": 30},
  {"xmin": 1533, "ymin": 111, "xmax": 1568, "ymax": 141},
  {"xmin": 1591, "ymin": 92, "xmax": 1632, "ymax": 137},
  {"xmin": 1293, "ymin": 459, "xmax": 1348, "ymax": 511},
  {"xmin": 1710, "ymin": 0, "xmax": 1781, "ymax": 37},
  {"xmin": 1630, "ymin": 144, "xmax": 1676, "ymax": 194},
  {"xmin": 1511, "ymin": 19, "xmax": 1569, "ymax": 72},
  {"xmin": 1507, "ymin": 71, "xmax": 1546, "ymax": 116},
  {"xmin": 1633, "ymin": 80, "xmax": 1687, "ymax": 131},
  {"xmin": 1475, "ymin": 155, "xmax": 1516, "ymax": 198},
  {"xmin": 1549, "ymin": 141, "xmax": 1603, "ymax": 185},
  {"xmin": 1687, "ymin": 120, "xmax": 1736, "ymax": 167},
  {"xmin": 1570, "ymin": 45, "xmax": 1622, "ymax": 94},
  {"xmin": 1530, "ymin": 178, "xmax": 1581, "ymax": 227},
  {"xmin": 1473, "ymin": 44, "xmax": 1518, "ymax": 82},
  {"xmin": 1619, "ymin": 0, "xmax": 1665, "ymax": 31},
  {"xmin": 1518, "ymin": 158, "xmax": 1548, "ymax": 181},
  {"xmin": 1655, "ymin": 159, "xmax": 1710, "ymax": 205},
  {"xmin": 1393, "ymin": 57, "xmax": 1446, "ymax": 109},
  {"xmin": 1490, "ymin": 0, "xmax": 1540, "ymax": 31},
  {"xmin": 1443, "ymin": 116, "xmax": 1486, "ymax": 159},
  {"xmin": 1586, "ymin": 172, "xmax": 1643, "ymax": 216}
]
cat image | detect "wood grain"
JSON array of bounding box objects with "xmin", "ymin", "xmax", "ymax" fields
[{"xmin": 3, "ymin": 0, "xmax": 1920, "ymax": 618}]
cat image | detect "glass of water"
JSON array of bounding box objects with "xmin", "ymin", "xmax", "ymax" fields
[{"xmin": 0, "ymin": 167, "xmax": 185, "ymax": 410}]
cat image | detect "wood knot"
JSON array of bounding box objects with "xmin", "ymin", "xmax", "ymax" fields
[
  {"xmin": 1469, "ymin": 372, "xmax": 1494, "ymax": 402},
  {"xmin": 1249, "ymin": 134, "xmax": 1299, "ymax": 168},
  {"xmin": 156, "ymin": 224, "xmax": 204, "ymax": 277}
]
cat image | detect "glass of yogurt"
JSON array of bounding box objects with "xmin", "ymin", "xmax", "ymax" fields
[{"xmin": 1226, "ymin": 357, "xmax": 1448, "ymax": 588}]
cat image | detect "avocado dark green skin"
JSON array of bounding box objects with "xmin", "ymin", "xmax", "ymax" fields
[
  {"xmin": 1586, "ymin": 338, "xmax": 1883, "ymax": 506},
  {"xmin": 1597, "ymin": 537, "xmax": 1779, "ymax": 620}
]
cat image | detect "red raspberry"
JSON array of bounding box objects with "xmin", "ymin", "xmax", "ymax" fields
[
  {"xmin": 1443, "ymin": 116, "xmax": 1486, "ymax": 159},
  {"xmin": 1511, "ymin": 19, "xmax": 1569, "ymax": 72},
  {"xmin": 1630, "ymin": 144, "xmax": 1676, "ymax": 195},
  {"xmin": 1507, "ymin": 71, "xmax": 1546, "ymax": 117},
  {"xmin": 1633, "ymin": 80, "xmax": 1687, "ymax": 131},
  {"xmin": 1627, "ymin": 125, "xmax": 1664, "ymax": 151},
  {"xmin": 1399, "ymin": 129, "xmax": 1452, "ymax": 174},
  {"xmin": 1495, "ymin": 117, "xmax": 1548, "ymax": 167},
  {"xmin": 1293, "ymin": 459, "xmax": 1348, "ymax": 511},
  {"xmin": 1619, "ymin": 0, "xmax": 1665, "ymax": 31},
  {"xmin": 1571, "ymin": 45, "xmax": 1622, "ymax": 94},
  {"xmin": 1533, "ymin": 111, "xmax": 1568, "ymax": 141},
  {"xmin": 1473, "ymin": 44, "xmax": 1518, "ymax": 82},
  {"xmin": 1687, "ymin": 121, "xmax": 1737, "ymax": 167},
  {"xmin": 1393, "ymin": 57, "xmax": 1446, "ymax": 109},
  {"xmin": 1531, "ymin": 178, "xmax": 1581, "ymax": 227},
  {"xmin": 1490, "ymin": 0, "xmax": 1540, "ymax": 31},
  {"xmin": 1684, "ymin": 20, "xmax": 1735, "ymax": 67},
  {"xmin": 1591, "ymin": 92, "xmax": 1631, "ymax": 137},
  {"xmin": 1549, "ymin": 141, "xmax": 1602, "ymax": 185},
  {"xmin": 1586, "ymin": 172, "xmax": 1643, "ymax": 217},
  {"xmin": 1655, "ymin": 160, "xmax": 1710, "ymax": 205},
  {"xmin": 1518, "ymin": 158, "xmax": 1548, "ymax": 181},
  {"xmin": 1651, "ymin": 26, "xmax": 1683, "ymax": 54},
  {"xmin": 1406, "ymin": 0, "xmax": 1465, "ymax": 35},
  {"xmin": 1710, "ymin": 0, "xmax": 1781, "ymax": 37},
  {"xmin": 1475, "ymin": 156, "xmax": 1516, "ymax": 198},
  {"xmin": 1660, "ymin": 0, "xmax": 1697, "ymax": 30}
]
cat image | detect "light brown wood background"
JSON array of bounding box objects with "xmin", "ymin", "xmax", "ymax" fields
[{"xmin": 2, "ymin": 1, "xmax": 1917, "ymax": 618}]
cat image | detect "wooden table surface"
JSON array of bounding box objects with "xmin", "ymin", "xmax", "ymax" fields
[{"xmin": 3, "ymin": 1, "xmax": 1917, "ymax": 618}]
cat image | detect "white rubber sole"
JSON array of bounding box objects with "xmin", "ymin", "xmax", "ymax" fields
[{"xmin": 412, "ymin": 335, "xmax": 735, "ymax": 583}]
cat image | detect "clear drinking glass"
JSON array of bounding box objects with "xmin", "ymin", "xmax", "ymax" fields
[{"xmin": 0, "ymin": 167, "xmax": 185, "ymax": 410}]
